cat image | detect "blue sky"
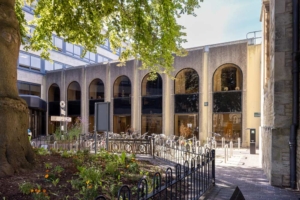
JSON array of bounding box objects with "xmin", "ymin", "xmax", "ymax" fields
[{"xmin": 177, "ymin": 0, "xmax": 262, "ymax": 48}]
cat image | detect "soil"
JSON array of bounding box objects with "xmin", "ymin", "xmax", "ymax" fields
[{"xmin": 0, "ymin": 152, "xmax": 160, "ymax": 200}]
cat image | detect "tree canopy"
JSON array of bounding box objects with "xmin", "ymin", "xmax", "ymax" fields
[{"xmin": 16, "ymin": 0, "xmax": 203, "ymax": 79}]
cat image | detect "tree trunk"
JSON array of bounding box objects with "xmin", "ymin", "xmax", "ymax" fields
[{"xmin": 0, "ymin": 0, "xmax": 35, "ymax": 177}]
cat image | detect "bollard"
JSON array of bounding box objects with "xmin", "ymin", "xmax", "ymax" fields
[
  {"xmin": 222, "ymin": 137, "xmax": 225, "ymax": 148},
  {"xmin": 224, "ymin": 144, "xmax": 228, "ymax": 163},
  {"xmin": 230, "ymin": 141, "xmax": 233, "ymax": 158},
  {"xmin": 238, "ymin": 137, "xmax": 241, "ymax": 149},
  {"xmin": 53, "ymin": 141, "xmax": 58, "ymax": 150}
]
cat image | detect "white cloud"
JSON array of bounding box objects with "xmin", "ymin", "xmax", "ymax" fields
[{"xmin": 176, "ymin": 0, "xmax": 261, "ymax": 48}]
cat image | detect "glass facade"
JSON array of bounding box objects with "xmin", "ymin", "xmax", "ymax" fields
[
  {"xmin": 212, "ymin": 65, "xmax": 243, "ymax": 142},
  {"xmin": 113, "ymin": 76, "xmax": 131, "ymax": 133},
  {"xmin": 18, "ymin": 81, "xmax": 41, "ymax": 97},
  {"xmin": 141, "ymin": 74, "xmax": 162, "ymax": 134},
  {"xmin": 174, "ymin": 69, "xmax": 199, "ymax": 138}
]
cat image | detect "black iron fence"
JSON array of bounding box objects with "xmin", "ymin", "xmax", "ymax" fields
[
  {"xmin": 95, "ymin": 150, "xmax": 215, "ymax": 200},
  {"xmin": 31, "ymin": 134, "xmax": 215, "ymax": 199}
]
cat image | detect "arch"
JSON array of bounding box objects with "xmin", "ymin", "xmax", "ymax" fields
[
  {"xmin": 89, "ymin": 79, "xmax": 104, "ymax": 100},
  {"xmin": 113, "ymin": 76, "xmax": 131, "ymax": 98},
  {"xmin": 212, "ymin": 64, "xmax": 243, "ymax": 143},
  {"xmin": 67, "ymin": 81, "xmax": 81, "ymax": 101},
  {"xmin": 113, "ymin": 76, "xmax": 132, "ymax": 133},
  {"xmin": 48, "ymin": 83, "xmax": 60, "ymax": 102},
  {"xmin": 141, "ymin": 73, "xmax": 162, "ymax": 96},
  {"xmin": 213, "ymin": 64, "xmax": 243, "ymax": 92},
  {"xmin": 174, "ymin": 68, "xmax": 199, "ymax": 138},
  {"xmin": 141, "ymin": 73, "xmax": 163, "ymax": 134},
  {"xmin": 175, "ymin": 68, "xmax": 199, "ymax": 94}
]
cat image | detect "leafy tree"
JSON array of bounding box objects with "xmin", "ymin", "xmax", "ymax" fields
[{"xmin": 0, "ymin": 0, "xmax": 203, "ymax": 177}]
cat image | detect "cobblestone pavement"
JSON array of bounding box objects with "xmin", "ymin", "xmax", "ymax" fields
[{"xmin": 201, "ymin": 148, "xmax": 300, "ymax": 200}]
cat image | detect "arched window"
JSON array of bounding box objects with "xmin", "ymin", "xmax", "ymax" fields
[
  {"xmin": 67, "ymin": 81, "xmax": 81, "ymax": 118},
  {"xmin": 141, "ymin": 73, "xmax": 162, "ymax": 134},
  {"xmin": 174, "ymin": 68, "xmax": 199, "ymax": 138},
  {"xmin": 48, "ymin": 84, "xmax": 60, "ymax": 134},
  {"xmin": 88, "ymin": 79, "xmax": 104, "ymax": 132},
  {"xmin": 212, "ymin": 64, "xmax": 243, "ymax": 142},
  {"xmin": 113, "ymin": 76, "xmax": 131, "ymax": 133}
]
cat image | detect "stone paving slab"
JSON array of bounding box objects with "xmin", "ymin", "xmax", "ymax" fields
[{"xmin": 202, "ymin": 148, "xmax": 300, "ymax": 200}]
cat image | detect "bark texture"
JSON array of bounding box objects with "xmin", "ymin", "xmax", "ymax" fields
[{"xmin": 0, "ymin": 0, "xmax": 35, "ymax": 177}]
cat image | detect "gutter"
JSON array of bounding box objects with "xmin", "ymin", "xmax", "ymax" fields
[{"xmin": 290, "ymin": 0, "xmax": 299, "ymax": 189}]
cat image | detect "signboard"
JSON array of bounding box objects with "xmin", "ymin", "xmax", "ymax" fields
[
  {"xmin": 254, "ymin": 112, "xmax": 261, "ymax": 117},
  {"xmin": 51, "ymin": 116, "xmax": 72, "ymax": 122},
  {"xmin": 95, "ymin": 102, "xmax": 110, "ymax": 131}
]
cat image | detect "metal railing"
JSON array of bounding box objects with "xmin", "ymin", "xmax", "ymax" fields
[{"xmin": 95, "ymin": 150, "xmax": 215, "ymax": 200}]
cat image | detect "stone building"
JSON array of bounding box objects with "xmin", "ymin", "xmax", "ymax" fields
[
  {"xmin": 260, "ymin": 0, "xmax": 299, "ymax": 188},
  {"xmin": 44, "ymin": 40, "xmax": 261, "ymax": 148}
]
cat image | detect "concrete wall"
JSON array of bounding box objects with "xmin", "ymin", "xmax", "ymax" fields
[
  {"xmin": 44, "ymin": 41, "xmax": 261, "ymax": 149},
  {"xmin": 207, "ymin": 42, "xmax": 248, "ymax": 146}
]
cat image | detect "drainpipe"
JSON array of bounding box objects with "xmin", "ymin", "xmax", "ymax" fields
[{"xmin": 290, "ymin": 0, "xmax": 299, "ymax": 189}]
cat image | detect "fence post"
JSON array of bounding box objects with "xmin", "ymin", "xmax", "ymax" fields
[
  {"xmin": 212, "ymin": 149, "xmax": 215, "ymax": 186},
  {"xmin": 238, "ymin": 137, "xmax": 241, "ymax": 149}
]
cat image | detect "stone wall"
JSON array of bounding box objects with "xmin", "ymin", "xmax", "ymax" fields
[{"xmin": 261, "ymin": 0, "xmax": 297, "ymax": 187}]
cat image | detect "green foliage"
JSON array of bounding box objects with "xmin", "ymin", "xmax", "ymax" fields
[
  {"xmin": 15, "ymin": 0, "xmax": 204, "ymax": 77},
  {"xmin": 19, "ymin": 182, "xmax": 34, "ymax": 195},
  {"xmin": 61, "ymin": 150, "xmax": 73, "ymax": 158},
  {"xmin": 35, "ymin": 147, "xmax": 49, "ymax": 156}
]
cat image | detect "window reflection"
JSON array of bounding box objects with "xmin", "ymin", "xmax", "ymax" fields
[
  {"xmin": 213, "ymin": 65, "xmax": 243, "ymax": 143},
  {"xmin": 114, "ymin": 76, "xmax": 131, "ymax": 97},
  {"xmin": 175, "ymin": 114, "xmax": 198, "ymax": 139},
  {"xmin": 175, "ymin": 68, "xmax": 199, "ymax": 94},
  {"xmin": 212, "ymin": 113, "xmax": 242, "ymax": 142},
  {"xmin": 141, "ymin": 73, "xmax": 163, "ymax": 134},
  {"xmin": 213, "ymin": 65, "xmax": 242, "ymax": 92},
  {"xmin": 174, "ymin": 69, "xmax": 199, "ymax": 138},
  {"xmin": 141, "ymin": 115, "xmax": 162, "ymax": 134},
  {"xmin": 113, "ymin": 76, "xmax": 132, "ymax": 133}
]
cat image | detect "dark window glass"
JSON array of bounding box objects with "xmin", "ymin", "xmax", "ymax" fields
[
  {"xmin": 89, "ymin": 79, "xmax": 104, "ymax": 100},
  {"xmin": 174, "ymin": 94, "xmax": 199, "ymax": 113},
  {"xmin": 31, "ymin": 84, "xmax": 40, "ymax": 96},
  {"xmin": 48, "ymin": 84, "xmax": 60, "ymax": 102},
  {"xmin": 113, "ymin": 76, "xmax": 131, "ymax": 98},
  {"xmin": 113, "ymin": 115, "xmax": 131, "ymax": 133},
  {"xmin": 213, "ymin": 92, "xmax": 242, "ymax": 112},
  {"xmin": 48, "ymin": 102, "xmax": 60, "ymax": 115},
  {"xmin": 141, "ymin": 115, "xmax": 162, "ymax": 134},
  {"xmin": 67, "ymin": 82, "xmax": 81, "ymax": 101},
  {"xmin": 142, "ymin": 96, "xmax": 162, "ymax": 114},
  {"xmin": 18, "ymin": 81, "xmax": 41, "ymax": 97},
  {"xmin": 113, "ymin": 98, "xmax": 131, "ymax": 114},
  {"xmin": 142, "ymin": 74, "xmax": 162, "ymax": 96},
  {"xmin": 175, "ymin": 69, "xmax": 199, "ymax": 94},
  {"xmin": 68, "ymin": 101, "xmax": 81, "ymax": 116},
  {"xmin": 89, "ymin": 99, "xmax": 104, "ymax": 115}
]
